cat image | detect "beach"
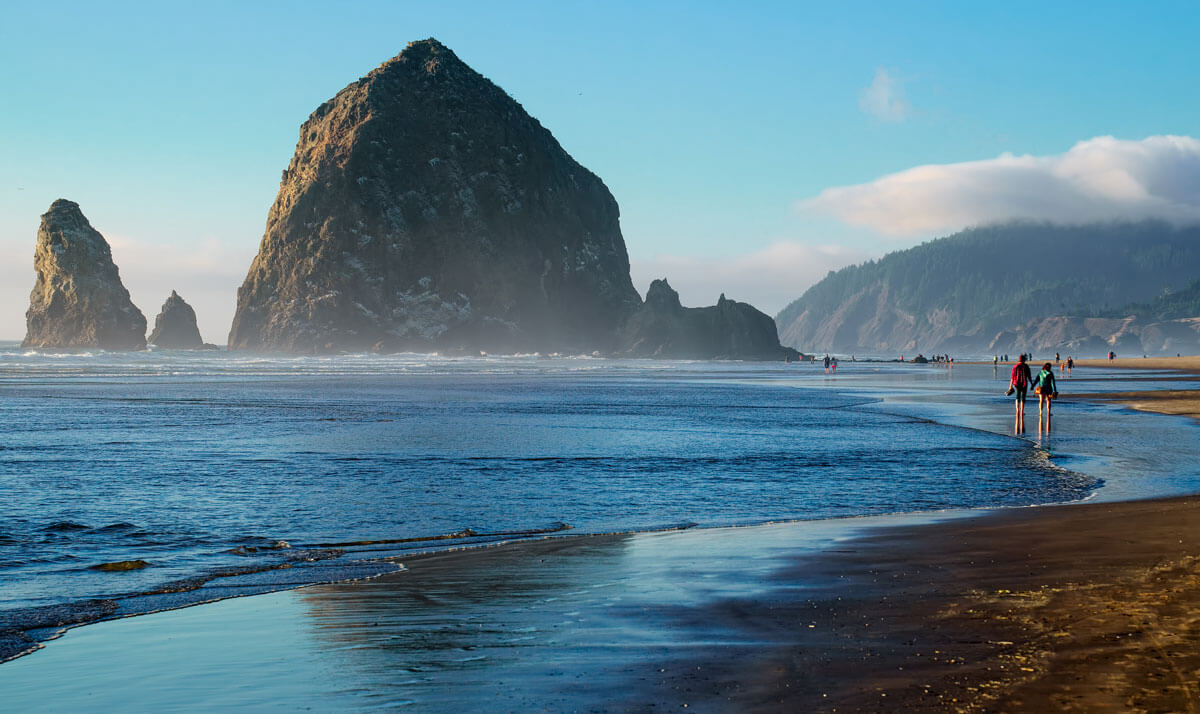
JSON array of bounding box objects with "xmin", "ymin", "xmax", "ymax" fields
[
  {"xmin": 653, "ymin": 494, "xmax": 1200, "ymax": 712},
  {"xmin": 1074, "ymin": 356, "xmax": 1200, "ymax": 422},
  {"xmin": 2, "ymin": 357, "xmax": 1199, "ymax": 711}
]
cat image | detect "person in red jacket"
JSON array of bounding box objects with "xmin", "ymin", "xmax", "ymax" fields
[{"xmin": 1009, "ymin": 354, "xmax": 1033, "ymax": 432}]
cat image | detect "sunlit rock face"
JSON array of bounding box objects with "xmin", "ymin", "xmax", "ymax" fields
[
  {"xmin": 229, "ymin": 39, "xmax": 641, "ymax": 353},
  {"xmin": 617, "ymin": 279, "xmax": 797, "ymax": 360},
  {"xmin": 148, "ymin": 290, "xmax": 204, "ymax": 348},
  {"xmin": 22, "ymin": 199, "xmax": 146, "ymax": 350}
]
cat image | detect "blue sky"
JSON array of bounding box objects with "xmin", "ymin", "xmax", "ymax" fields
[{"xmin": 2, "ymin": 1, "xmax": 1198, "ymax": 340}]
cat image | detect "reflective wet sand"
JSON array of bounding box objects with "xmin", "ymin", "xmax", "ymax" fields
[{"xmin": 3, "ymin": 362, "xmax": 1200, "ymax": 710}]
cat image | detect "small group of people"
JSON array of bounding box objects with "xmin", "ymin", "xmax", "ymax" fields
[
  {"xmin": 822, "ymin": 354, "xmax": 838, "ymax": 373},
  {"xmin": 1008, "ymin": 354, "xmax": 1058, "ymax": 432},
  {"xmin": 1056, "ymin": 353, "xmax": 1075, "ymax": 376}
]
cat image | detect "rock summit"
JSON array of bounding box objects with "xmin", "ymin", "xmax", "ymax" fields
[
  {"xmin": 148, "ymin": 291, "xmax": 204, "ymax": 348},
  {"xmin": 229, "ymin": 39, "xmax": 641, "ymax": 353}
]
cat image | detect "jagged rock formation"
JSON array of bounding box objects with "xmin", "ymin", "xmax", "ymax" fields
[
  {"xmin": 618, "ymin": 280, "xmax": 798, "ymax": 360},
  {"xmin": 776, "ymin": 221, "xmax": 1200, "ymax": 356},
  {"xmin": 148, "ymin": 291, "xmax": 204, "ymax": 348},
  {"xmin": 22, "ymin": 199, "xmax": 146, "ymax": 350},
  {"xmin": 229, "ymin": 39, "xmax": 641, "ymax": 353}
]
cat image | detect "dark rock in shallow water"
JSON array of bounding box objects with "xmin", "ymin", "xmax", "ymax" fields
[
  {"xmin": 22, "ymin": 199, "xmax": 146, "ymax": 350},
  {"xmin": 90, "ymin": 560, "xmax": 152, "ymax": 572},
  {"xmin": 228, "ymin": 38, "xmax": 641, "ymax": 354},
  {"xmin": 617, "ymin": 279, "xmax": 798, "ymax": 360},
  {"xmin": 148, "ymin": 290, "xmax": 204, "ymax": 349}
]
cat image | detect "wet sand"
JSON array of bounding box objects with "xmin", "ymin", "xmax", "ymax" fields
[
  {"xmin": 5, "ymin": 497, "xmax": 1198, "ymax": 712},
  {"xmin": 656, "ymin": 495, "xmax": 1200, "ymax": 712},
  {"xmin": 1074, "ymin": 356, "xmax": 1200, "ymax": 422},
  {"xmin": 4, "ymin": 360, "xmax": 1200, "ymax": 710},
  {"xmin": 664, "ymin": 356, "xmax": 1200, "ymax": 711}
]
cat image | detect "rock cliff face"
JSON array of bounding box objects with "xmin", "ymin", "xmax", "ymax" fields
[
  {"xmin": 618, "ymin": 280, "xmax": 797, "ymax": 360},
  {"xmin": 776, "ymin": 222, "xmax": 1200, "ymax": 356},
  {"xmin": 148, "ymin": 291, "xmax": 204, "ymax": 348},
  {"xmin": 22, "ymin": 200, "xmax": 146, "ymax": 350},
  {"xmin": 989, "ymin": 315, "xmax": 1200, "ymax": 357},
  {"xmin": 229, "ymin": 39, "xmax": 641, "ymax": 353}
]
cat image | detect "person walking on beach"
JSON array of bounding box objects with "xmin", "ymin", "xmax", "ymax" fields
[
  {"xmin": 1034, "ymin": 361, "xmax": 1059, "ymax": 429},
  {"xmin": 1009, "ymin": 354, "xmax": 1033, "ymax": 432},
  {"xmin": 823, "ymin": 354, "xmax": 831, "ymax": 373}
]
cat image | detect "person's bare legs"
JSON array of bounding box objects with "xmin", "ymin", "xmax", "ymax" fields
[{"xmin": 1036, "ymin": 394, "xmax": 1052, "ymax": 431}]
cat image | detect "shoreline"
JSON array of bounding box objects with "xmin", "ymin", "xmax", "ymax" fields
[
  {"xmin": 670, "ymin": 356, "xmax": 1200, "ymax": 710},
  {"xmin": 2, "ymin": 359, "xmax": 1199, "ymax": 709},
  {"xmin": 640, "ymin": 493, "xmax": 1200, "ymax": 711},
  {"xmin": 1074, "ymin": 356, "xmax": 1200, "ymax": 422}
]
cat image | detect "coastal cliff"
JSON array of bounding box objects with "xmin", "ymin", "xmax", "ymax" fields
[
  {"xmin": 776, "ymin": 222, "xmax": 1200, "ymax": 356},
  {"xmin": 228, "ymin": 39, "xmax": 641, "ymax": 353},
  {"xmin": 22, "ymin": 199, "xmax": 146, "ymax": 350}
]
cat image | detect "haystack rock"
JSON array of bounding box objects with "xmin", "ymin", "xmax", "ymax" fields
[
  {"xmin": 228, "ymin": 38, "xmax": 641, "ymax": 353},
  {"xmin": 618, "ymin": 280, "xmax": 799, "ymax": 360},
  {"xmin": 148, "ymin": 291, "xmax": 204, "ymax": 348},
  {"xmin": 22, "ymin": 199, "xmax": 146, "ymax": 350}
]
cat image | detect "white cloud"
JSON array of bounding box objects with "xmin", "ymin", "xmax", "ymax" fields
[
  {"xmin": 800, "ymin": 135, "xmax": 1200, "ymax": 236},
  {"xmin": 858, "ymin": 68, "xmax": 909, "ymax": 122},
  {"xmin": 630, "ymin": 242, "xmax": 871, "ymax": 317}
]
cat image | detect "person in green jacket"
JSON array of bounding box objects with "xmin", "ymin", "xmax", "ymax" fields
[{"xmin": 1034, "ymin": 362, "xmax": 1058, "ymax": 428}]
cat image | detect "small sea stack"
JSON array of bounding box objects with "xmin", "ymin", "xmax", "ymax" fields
[
  {"xmin": 148, "ymin": 291, "xmax": 204, "ymax": 349},
  {"xmin": 617, "ymin": 279, "xmax": 798, "ymax": 360},
  {"xmin": 22, "ymin": 199, "xmax": 146, "ymax": 350}
]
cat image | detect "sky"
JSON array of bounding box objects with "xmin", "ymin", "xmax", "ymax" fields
[{"xmin": 2, "ymin": 1, "xmax": 1198, "ymax": 341}]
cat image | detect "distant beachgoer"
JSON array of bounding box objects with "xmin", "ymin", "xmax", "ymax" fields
[
  {"xmin": 831, "ymin": 357, "xmax": 838, "ymax": 373},
  {"xmin": 823, "ymin": 354, "xmax": 830, "ymax": 373},
  {"xmin": 1009, "ymin": 354, "xmax": 1033, "ymax": 432},
  {"xmin": 1055, "ymin": 352, "xmax": 1060, "ymax": 362},
  {"xmin": 1066, "ymin": 356, "xmax": 1073, "ymax": 376},
  {"xmin": 1034, "ymin": 361, "xmax": 1058, "ymax": 427}
]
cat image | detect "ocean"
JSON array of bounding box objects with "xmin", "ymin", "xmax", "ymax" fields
[{"xmin": 3, "ymin": 345, "xmax": 1198, "ymax": 662}]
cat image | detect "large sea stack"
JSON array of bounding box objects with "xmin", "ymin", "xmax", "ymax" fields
[
  {"xmin": 22, "ymin": 199, "xmax": 146, "ymax": 350},
  {"xmin": 229, "ymin": 39, "xmax": 641, "ymax": 353},
  {"xmin": 148, "ymin": 291, "xmax": 204, "ymax": 348},
  {"xmin": 618, "ymin": 280, "xmax": 798, "ymax": 360}
]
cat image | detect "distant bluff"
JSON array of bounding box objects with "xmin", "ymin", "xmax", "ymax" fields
[
  {"xmin": 22, "ymin": 200, "xmax": 146, "ymax": 350},
  {"xmin": 776, "ymin": 222, "xmax": 1200, "ymax": 356},
  {"xmin": 229, "ymin": 39, "xmax": 642, "ymax": 353}
]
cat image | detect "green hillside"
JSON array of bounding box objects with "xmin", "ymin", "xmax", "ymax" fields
[{"xmin": 776, "ymin": 221, "xmax": 1200, "ymax": 353}]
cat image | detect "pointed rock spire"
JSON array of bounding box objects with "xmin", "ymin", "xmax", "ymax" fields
[
  {"xmin": 148, "ymin": 290, "xmax": 204, "ymax": 348},
  {"xmin": 22, "ymin": 199, "xmax": 146, "ymax": 350}
]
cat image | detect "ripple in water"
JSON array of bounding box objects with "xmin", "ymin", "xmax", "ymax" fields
[{"xmin": 0, "ymin": 351, "xmax": 1098, "ymax": 661}]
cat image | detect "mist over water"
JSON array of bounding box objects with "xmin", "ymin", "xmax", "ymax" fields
[{"xmin": 0, "ymin": 347, "xmax": 1100, "ymax": 654}]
